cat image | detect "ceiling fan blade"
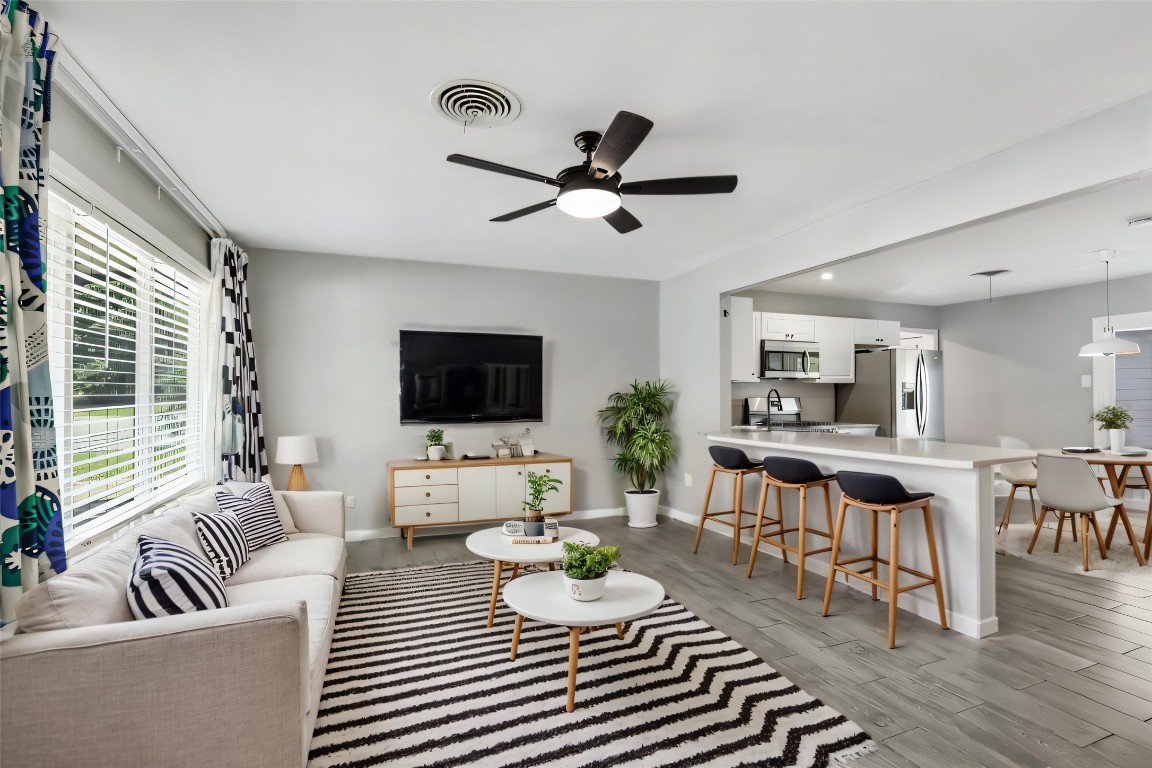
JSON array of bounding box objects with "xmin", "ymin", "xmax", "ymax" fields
[
  {"xmin": 589, "ymin": 111, "xmax": 653, "ymax": 179},
  {"xmin": 447, "ymin": 154, "xmax": 562, "ymax": 187},
  {"xmin": 603, "ymin": 207, "xmax": 642, "ymax": 234},
  {"xmin": 490, "ymin": 199, "xmax": 557, "ymax": 222},
  {"xmin": 619, "ymin": 176, "xmax": 738, "ymax": 195}
]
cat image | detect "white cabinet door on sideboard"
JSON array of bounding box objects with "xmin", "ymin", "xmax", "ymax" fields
[
  {"xmin": 534, "ymin": 462, "xmax": 572, "ymax": 515},
  {"xmin": 495, "ymin": 464, "xmax": 528, "ymax": 518},
  {"xmin": 458, "ymin": 466, "xmax": 497, "ymax": 521}
]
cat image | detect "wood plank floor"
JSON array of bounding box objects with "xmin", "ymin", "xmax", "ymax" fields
[{"xmin": 346, "ymin": 514, "xmax": 1152, "ymax": 768}]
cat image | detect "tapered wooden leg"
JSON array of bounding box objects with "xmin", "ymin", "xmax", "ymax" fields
[
  {"xmin": 511, "ymin": 562, "xmax": 520, "ymax": 580},
  {"xmin": 999, "ymin": 487, "xmax": 1017, "ymax": 533},
  {"xmin": 1054, "ymin": 511, "xmax": 1066, "ymax": 553},
  {"xmin": 487, "ymin": 560, "xmax": 504, "ymax": 627},
  {"xmin": 1090, "ymin": 513, "xmax": 1108, "ymax": 559},
  {"xmin": 822, "ymin": 497, "xmax": 849, "ymax": 617},
  {"xmin": 775, "ymin": 485, "xmax": 789, "ymax": 564},
  {"xmin": 510, "ymin": 613, "xmax": 523, "ymax": 659},
  {"xmin": 870, "ymin": 508, "xmax": 879, "ymax": 601},
  {"xmin": 693, "ymin": 467, "xmax": 717, "ymax": 553},
  {"xmin": 1028, "ymin": 507, "xmax": 1049, "ymax": 554},
  {"xmin": 823, "ymin": 484, "xmax": 833, "ymax": 535},
  {"xmin": 796, "ymin": 486, "xmax": 808, "ymax": 600},
  {"xmin": 1081, "ymin": 514, "xmax": 1091, "ymax": 572},
  {"xmin": 566, "ymin": 627, "xmax": 581, "ymax": 712},
  {"xmin": 407, "ymin": 526, "xmax": 415, "ymax": 551},
  {"xmin": 747, "ymin": 478, "xmax": 771, "ymax": 578},
  {"xmin": 615, "ymin": 622, "xmax": 624, "ymax": 640},
  {"xmin": 1027, "ymin": 486, "xmax": 1037, "ymax": 523},
  {"xmin": 732, "ymin": 472, "xmax": 743, "ymax": 565},
  {"xmin": 1071, "ymin": 512, "xmax": 1078, "ymax": 542},
  {"xmin": 888, "ymin": 508, "xmax": 900, "ymax": 649},
  {"xmin": 922, "ymin": 502, "xmax": 948, "ymax": 631},
  {"xmin": 1114, "ymin": 505, "xmax": 1146, "ymax": 566}
]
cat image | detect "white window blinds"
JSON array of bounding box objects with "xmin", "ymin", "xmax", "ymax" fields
[{"xmin": 44, "ymin": 190, "xmax": 209, "ymax": 543}]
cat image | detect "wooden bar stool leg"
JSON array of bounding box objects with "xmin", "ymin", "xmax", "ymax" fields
[
  {"xmin": 870, "ymin": 509, "xmax": 879, "ymax": 601},
  {"xmin": 821, "ymin": 497, "xmax": 849, "ymax": 617},
  {"xmin": 775, "ymin": 485, "xmax": 789, "ymax": 564},
  {"xmin": 823, "ymin": 484, "xmax": 834, "ymax": 535},
  {"xmin": 796, "ymin": 485, "xmax": 808, "ymax": 600},
  {"xmin": 693, "ymin": 467, "xmax": 718, "ymax": 554},
  {"xmin": 732, "ymin": 472, "xmax": 744, "ymax": 565},
  {"xmin": 922, "ymin": 501, "xmax": 948, "ymax": 631},
  {"xmin": 1027, "ymin": 506, "xmax": 1049, "ymax": 553},
  {"xmin": 746, "ymin": 477, "xmax": 771, "ymax": 578},
  {"xmin": 887, "ymin": 507, "xmax": 900, "ymax": 649}
]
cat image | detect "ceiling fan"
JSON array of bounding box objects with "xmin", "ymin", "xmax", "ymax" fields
[{"xmin": 446, "ymin": 111, "xmax": 737, "ymax": 234}]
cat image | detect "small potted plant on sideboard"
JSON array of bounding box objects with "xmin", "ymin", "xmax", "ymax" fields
[
  {"xmin": 426, "ymin": 428, "xmax": 447, "ymax": 461},
  {"xmin": 1091, "ymin": 405, "xmax": 1134, "ymax": 454},
  {"xmin": 523, "ymin": 470, "xmax": 563, "ymax": 536},
  {"xmin": 561, "ymin": 541, "xmax": 621, "ymax": 602}
]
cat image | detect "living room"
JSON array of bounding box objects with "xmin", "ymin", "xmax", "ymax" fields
[{"xmin": 3, "ymin": 2, "xmax": 1152, "ymax": 767}]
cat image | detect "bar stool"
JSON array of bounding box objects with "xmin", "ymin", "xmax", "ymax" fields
[
  {"xmin": 821, "ymin": 471, "xmax": 948, "ymax": 648},
  {"xmin": 693, "ymin": 446, "xmax": 762, "ymax": 564},
  {"xmin": 747, "ymin": 456, "xmax": 837, "ymax": 600}
]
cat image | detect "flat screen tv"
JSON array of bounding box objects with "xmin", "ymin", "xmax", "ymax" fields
[{"xmin": 399, "ymin": 330, "xmax": 543, "ymax": 424}]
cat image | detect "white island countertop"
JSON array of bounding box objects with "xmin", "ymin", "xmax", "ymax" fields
[{"xmin": 708, "ymin": 430, "xmax": 1035, "ymax": 469}]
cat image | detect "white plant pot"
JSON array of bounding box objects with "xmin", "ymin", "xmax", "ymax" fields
[
  {"xmin": 625, "ymin": 489, "xmax": 660, "ymax": 528},
  {"xmin": 1108, "ymin": 429, "xmax": 1125, "ymax": 454},
  {"xmin": 427, "ymin": 445, "xmax": 447, "ymax": 461},
  {"xmin": 564, "ymin": 573, "xmax": 608, "ymax": 601}
]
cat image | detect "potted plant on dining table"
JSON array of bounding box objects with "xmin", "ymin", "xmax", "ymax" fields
[
  {"xmin": 1091, "ymin": 405, "xmax": 1133, "ymax": 454},
  {"xmin": 561, "ymin": 541, "xmax": 621, "ymax": 601}
]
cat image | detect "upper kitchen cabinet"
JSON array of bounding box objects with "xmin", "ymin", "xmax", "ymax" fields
[
  {"xmin": 761, "ymin": 313, "xmax": 815, "ymax": 341},
  {"xmin": 814, "ymin": 315, "xmax": 855, "ymax": 383},
  {"xmin": 723, "ymin": 296, "xmax": 760, "ymax": 382},
  {"xmin": 854, "ymin": 318, "xmax": 900, "ymax": 347}
]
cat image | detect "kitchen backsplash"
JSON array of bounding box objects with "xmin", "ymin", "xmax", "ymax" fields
[{"xmin": 731, "ymin": 380, "xmax": 836, "ymax": 423}]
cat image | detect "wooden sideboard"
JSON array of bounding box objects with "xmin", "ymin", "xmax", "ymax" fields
[{"xmin": 388, "ymin": 453, "xmax": 573, "ymax": 549}]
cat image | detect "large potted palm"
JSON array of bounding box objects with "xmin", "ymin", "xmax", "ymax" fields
[{"xmin": 599, "ymin": 379, "xmax": 676, "ymax": 528}]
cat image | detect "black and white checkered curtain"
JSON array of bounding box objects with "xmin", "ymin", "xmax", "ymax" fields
[{"xmin": 211, "ymin": 238, "xmax": 268, "ymax": 482}]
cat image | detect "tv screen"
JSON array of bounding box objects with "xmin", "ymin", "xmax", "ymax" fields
[{"xmin": 399, "ymin": 330, "xmax": 543, "ymax": 424}]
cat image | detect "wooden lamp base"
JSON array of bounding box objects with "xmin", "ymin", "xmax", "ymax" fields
[{"xmin": 287, "ymin": 464, "xmax": 310, "ymax": 491}]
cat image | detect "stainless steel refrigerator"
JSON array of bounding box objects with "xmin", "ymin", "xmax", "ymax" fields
[{"xmin": 835, "ymin": 349, "xmax": 944, "ymax": 440}]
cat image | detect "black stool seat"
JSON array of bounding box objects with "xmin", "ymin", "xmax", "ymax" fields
[
  {"xmin": 708, "ymin": 446, "xmax": 761, "ymax": 471},
  {"xmin": 762, "ymin": 457, "xmax": 835, "ymax": 486},
  {"xmin": 836, "ymin": 471, "xmax": 934, "ymax": 506}
]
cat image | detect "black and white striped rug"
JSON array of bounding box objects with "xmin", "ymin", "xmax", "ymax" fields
[{"xmin": 308, "ymin": 562, "xmax": 874, "ymax": 768}]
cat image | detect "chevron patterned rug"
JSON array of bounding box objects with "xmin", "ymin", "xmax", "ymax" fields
[{"xmin": 308, "ymin": 562, "xmax": 875, "ymax": 768}]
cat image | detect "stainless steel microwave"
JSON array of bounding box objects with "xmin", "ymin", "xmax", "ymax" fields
[{"xmin": 761, "ymin": 340, "xmax": 820, "ymax": 379}]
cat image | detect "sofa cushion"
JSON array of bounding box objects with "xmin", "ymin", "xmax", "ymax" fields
[
  {"xmin": 226, "ymin": 575, "xmax": 334, "ymax": 673},
  {"xmin": 225, "ymin": 477, "xmax": 299, "ymax": 535},
  {"xmin": 216, "ymin": 486, "xmax": 288, "ymax": 550},
  {"xmin": 225, "ymin": 535, "xmax": 346, "ymax": 586},
  {"xmin": 127, "ymin": 536, "xmax": 229, "ymax": 619},
  {"xmin": 193, "ymin": 511, "xmax": 250, "ymax": 579}
]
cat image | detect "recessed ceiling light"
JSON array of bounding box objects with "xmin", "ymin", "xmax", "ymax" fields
[
  {"xmin": 1128, "ymin": 215, "xmax": 1152, "ymax": 228},
  {"xmin": 820, "ymin": 273, "xmax": 833, "ymax": 280}
]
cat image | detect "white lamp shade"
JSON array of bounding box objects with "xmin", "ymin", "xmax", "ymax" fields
[
  {"xmin": 276, "ymin": 435, "xmax": 318, "ymax": 465},
  {"xmin": 1079, "ymin": 331, "xmax": 1141, "ymax": 357}
]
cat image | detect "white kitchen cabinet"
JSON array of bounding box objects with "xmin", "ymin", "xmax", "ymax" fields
[
  {"xmin": 814, "ymin": 315, "xmax": 855, "ymax": 383},
  {"xmin": 762, "ymin": 313, "xmax": 815, "ymax": 342},
  {"xmin": 854, "ymin": 318, "xmax": 900, "ymax": 346},
  {"xmin": 724, "ymin": 296, "xmax": 760, "ymax": 382}
]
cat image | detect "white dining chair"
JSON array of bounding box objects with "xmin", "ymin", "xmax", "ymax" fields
[
  {"xmin": 1031, "ymin": 454, "xmax": 1145, "ymax": 571},
  {"xmin": 996, "ymin": 436, "xmax": 1037, "ymax": 533}
]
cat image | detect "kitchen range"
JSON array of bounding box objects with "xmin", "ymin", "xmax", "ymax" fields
[{"xmin": 736, "ymin": 395, "xmax": 878, "ymax": 436}]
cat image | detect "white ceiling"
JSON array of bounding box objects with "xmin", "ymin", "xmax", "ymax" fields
[
  {"xmin": 750, "ymin": 174, "xmax": 1152, "ymax": 305},
  {"xmin": 37, "ymin": 1, "xmax": 1152, "ymax": 281}
]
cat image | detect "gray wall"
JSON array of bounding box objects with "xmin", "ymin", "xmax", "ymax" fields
[
  {"xmin": 246, "ymin": 249, "xmax": 661, "ymax": 537},
  {"xmin": 939, "ymin": 274, "xmax": 1152, "ymax": 449},
  {"xmin": 50, "ymin": 92, "xmax": 208, "ymax": 264}
]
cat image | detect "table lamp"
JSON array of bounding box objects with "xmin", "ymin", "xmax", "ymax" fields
[{"xmin": 277, "ymin": 435, "xmax": 318, "ymax": 491}]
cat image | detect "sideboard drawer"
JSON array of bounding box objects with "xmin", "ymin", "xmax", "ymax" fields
[
  {"xmin": 394, "ymin": 484, "xmax": 459, "ymax": 507},
  {"xmin": 394, "ymin": 468, "xmax": 458, "ymax": 487},
  {"xmin": 394, "ymin": 503, "xmax": 459, "ymax": 526}
]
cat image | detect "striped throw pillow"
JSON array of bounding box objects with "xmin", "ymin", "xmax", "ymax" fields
[
  {"xmin": 215, "ymin": 485, "xmax": 288, "ymax": 551},
  {"xmin": 194, "ymin": 510, "xmax": 251, "ymax": 579},
  {"xmin": 127, "ymin": 536, "xmax": 228, "ymax": 620}
]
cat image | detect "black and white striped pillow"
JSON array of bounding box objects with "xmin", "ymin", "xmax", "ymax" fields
[
  {"xmin": 127, "ymin": 536, "xmax": 228, "ymax": 620},
  {"xmin": 194, "ymin": 510, "xmax": 250, "ymax": 579},
  {"xmin": 215, "ymin": 485, "xmax": 288, "ymax": 551}
]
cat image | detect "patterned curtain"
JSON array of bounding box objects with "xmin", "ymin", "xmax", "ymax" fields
[
  {"xmin": 0, "ymin": 1, "xmax": 65, "ymax": 622},
  {"xmin": 211, "ymin": 238, "xmax": 267, "ymax": 482}
]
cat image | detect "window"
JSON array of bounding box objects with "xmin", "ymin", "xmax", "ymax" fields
[
  {"xmin": 1116, "ymin": 330, "xmax": 1152, "ymax": 450},
  {"xmin": 44, "ymin": 190, "xmax": 210, "ymax": 544}
]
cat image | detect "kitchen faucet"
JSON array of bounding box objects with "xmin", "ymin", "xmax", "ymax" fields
[{"xmin": 767, "ymin": 388, "xmax": 783, "ymax": 412}]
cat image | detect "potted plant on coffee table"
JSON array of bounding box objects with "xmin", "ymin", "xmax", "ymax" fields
[
  {"xmin": 426, "ymin": 428, "xmax": 447, "ymax": 460},
  {"xmin": 599, "ymin": 379, "xmax": 675, "ymax": 528},
  {"xmin": 522, "ymin": 470, "xmax": 563, "ymax": 536},
  {"xmin": 561, "ymin": 541, "xmax": 621, "ymax": 601},
  {"xmin": 1091, "ymin": 405, "xmax": 1134, "ymax": 454}
]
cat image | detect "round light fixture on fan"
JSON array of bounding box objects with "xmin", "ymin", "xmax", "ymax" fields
[{"xmin": 555, "ymin": 175, "xmax": 622, "ymax": 218}]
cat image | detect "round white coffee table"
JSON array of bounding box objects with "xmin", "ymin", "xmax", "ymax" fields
[
  {"xmin": 465, "ymin": 526, "xmax": 599, "ymax": 627},
  {"xmin": 502, "ymin": 570, "xmax": 665, "ymax": 712}
]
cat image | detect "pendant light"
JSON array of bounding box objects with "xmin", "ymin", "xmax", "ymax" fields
[{"xmin": 1079, "ymin": 250, "xmax": 1140, "ymax": 357}]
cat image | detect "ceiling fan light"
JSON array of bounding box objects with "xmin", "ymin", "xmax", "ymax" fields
[
  {"xmin": 1079, "ymin": 329, "xmax": 1141, "ymax": 357},
  {"xmin": 556, "ymin": 187, "xmax": 621, "ymax": 218}
]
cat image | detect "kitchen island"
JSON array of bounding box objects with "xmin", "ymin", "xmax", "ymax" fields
[{"xmin": 708, "ymin": 430, "xmax": 1035, "ymax": 638}]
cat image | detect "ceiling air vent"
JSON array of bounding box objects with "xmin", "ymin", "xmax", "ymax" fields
[{"xmin": 430, "ymin": 79, "xmax": 521, "ymax": 129}]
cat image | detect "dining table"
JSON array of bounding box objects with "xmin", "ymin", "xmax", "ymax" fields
[{"xmin": 1039, "ymin": 449, "xmax": 1152, "ymax": 562}]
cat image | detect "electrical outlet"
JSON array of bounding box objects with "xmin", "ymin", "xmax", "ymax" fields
[
  {"xmin": 684, "ymin": 473, "xmax": 693, "ymax": 487},
  {"xmin": 346, "ymin": 496, "xmax": 356, "ymax": 508}
]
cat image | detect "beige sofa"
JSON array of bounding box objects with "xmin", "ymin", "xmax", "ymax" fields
[{"xmin": 0, "ymin": 488, "xmax": 347, "ymax": 768}]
